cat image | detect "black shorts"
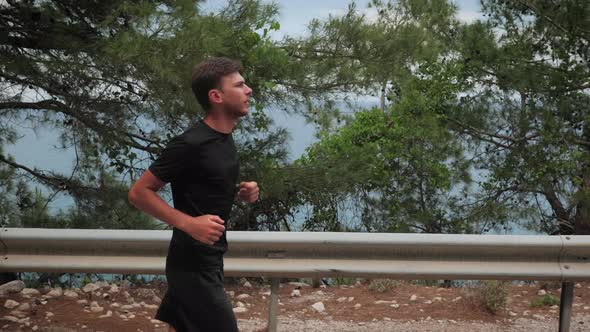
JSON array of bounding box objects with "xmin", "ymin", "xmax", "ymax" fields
[{"xmin": 155, "ymin": 267, "xmax": 238, "ymax": 332}]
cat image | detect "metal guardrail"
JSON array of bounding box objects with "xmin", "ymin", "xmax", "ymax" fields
[{"xmin": 1, "ymin": 228, "xmax": 589, "ymax": 331}]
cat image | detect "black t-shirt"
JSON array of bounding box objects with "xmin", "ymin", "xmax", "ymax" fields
[{"xmin": 149, "ymin": 120, "xmax": 239, "ymax": 270}]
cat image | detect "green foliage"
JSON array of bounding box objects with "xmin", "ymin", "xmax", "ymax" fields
[
  {"xmin": 474, "ymin": 280, "xmax": 509, "ymax": 314},
  {"xmin": 368, "ymin": 279, "xmax": 400, "ymax": 293},
  {"xmin": 531, "ymin": 294, "xmax": 560, "ymax": 308}
]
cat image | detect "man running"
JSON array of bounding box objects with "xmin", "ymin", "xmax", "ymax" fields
[{"xmin": 129, "ymin": 57, "xmax": 259, "ymax": 332}]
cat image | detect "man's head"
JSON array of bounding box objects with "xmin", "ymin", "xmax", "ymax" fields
[{"xmin": 191, "ymin": 57, "xmax": 252, "ymax": 117}]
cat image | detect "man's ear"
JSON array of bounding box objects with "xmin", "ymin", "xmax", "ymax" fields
[{"xmin": 208, "ymin": 89, "xmax": 223, "ymax": 106}]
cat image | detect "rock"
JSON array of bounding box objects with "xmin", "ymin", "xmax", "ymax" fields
[
  {"xmin": 77, "ymin": 299, "xmax": 88, "ymax": 305},
  {"xmin": 226, "ymin": 291, "xmax": 235, "ymax": 298},
  {"xmin": 236, "ymin": 294, "xmax": 250, "ymax": 300},
  {"xmin": 451, "ymin": 296, "xmax": 462, "ymax": 302},
  {"xmin": 64, "ymin": 290, "xmax": 78, "ymax": 298},
  {"xmin": 0, "ymin": 280, "xmax": 25, "ymax": 295},
  {"xmin": 40, "ymin": 300, "xmax": 47, "ymax": 305},
  {"xmin": 336, "ymin": 297, "xmax": 347, "ymax": 303},
  {"xmin": 235, "ymin": 301, "xmax": 245, "ymax": 308},
  {"xmin": 533, "ymin": 314, "xmax": 545, "ymax": 320},
  {"xmin": 21, "ymin": 288, "xmax": 40, "ymax": 297},
  {"xmin": 290, "ymin": 289, "xmax": 301, "ymax": 297},
  {"xmin": 90, "ymin": 301, "xmax": 104, "ymax": 313},
  {"xmin": 537, "ymin": 289, "xmax": 547, "ymax": 296},
  {"xmin": 32, "ymin": 326, "xmax": 38, "ymax": 331},
  {"xmin": 243, "ymin": 281, "xmax": 253, "ymax": 288},
  {"xmin": 312, "ymin": 302, "xmax": 326, "ymax": 313},
  {"xmin": 509, "ymin": 311, "xmax": 518, "ymax": 317},
  {"xmin": 1, "ymin": 316, "xmax": 19, "ymax": 323},
  {"xmin": 108, "ymin": 284, "xmax": 120, "ymax": 293},
  {"xmin": 102, "ymin": 293, "xmax": 110, "ymax": 299},
  {"xmin": 16, "ymin": 302, "xmax": 30, "ymax": 311},
  {"xmin": 313, "ymin": 290, "xmax": 325, "ymax": 296},
  {"xmin": 99, "ymin": 310, "xmax": 112, "ymax": 318},
  {"xmin": 123, "ymin": 291, "xmax": 131, "ymax": 298},
  {"xmin": 521, "ymin": 291, "xmax": 528, "ymax": 295},
  {"xmin": 390, "ymin": 304, "xmax": 400, "ymax": 308},
  {"xmin": 550, "ymin": 305, "xmax": 559, "ymax": 310},
  {"xmin": 233, "ymin": 307, "xmax": 248, "ymax": 313},
  {"xmin": 9, "ymin": 310, "xmax": 26, "ymax": 318},
  {"xmin": 584, "ymin": 306, "xmax": 590, "ymax": 310},
  {"xmin": 374, "ymin": 300, "xmax": 393, "ymax": 304},
  {"xmin": 151, "ymin": 319, "xmax": 163, "ymax": 324},
  {"xmin": 45, "ymin": 312, "xmax": 54, "ymax": 317},
  {"xmin": 152, "ymin": 295, "xmax": 162, "ymax": 303},
  {"xmin": 4, "ymin": 299, "xmax": 19, "ymax": 309},
  {"xmin": 46, "ymin": 287, "xmax": 63, "ymax": 298},
  {"xmin": 575, "ymin": 283, "xmax": 581, "ymax": 289},
  {"xmin": 144, "ymin": 304, "xmax": 158, "ymax": 310},
  {"xmin": 132, "ymin": 303, "xmax": 141, "ymax": 308},
  {"xmin": 424, "ymin": 300, "xmax": 433, "ymax": 304},
  {"xmin": 110, "ymin": 303, "xmax": 121, "ymax": 308},
  {"xmin": 449, "ymin": 320, "xmax": 457, "ymax": 323},
  {"xmin": 95, "ymin": 281, "xmax": 110, "ymax": 289},
  {"xmin": 121, "ymin": 304, "xmax": 134, "ymax": 310},
  {"xmin": 353, "ymin": 303, "xmax": 362, "ymax": 309},
  {"xmin": 523, "ymin": 310, "xmax": 530, "ymax": 316},
  {"xmin": 82, "ymin": 283, "xmax": 100, "ymax": 293},
  {"xmin": 384, "ymin": 317, "xmax": 391, "ymax": 321},
  {"xmin": 410, "ymin": 294, "xmax": 417, "ymax": 301},
  {"xmin": 128, "ymin": 314, "xmax": 136, "ymax": 319},
  {"xmin": 433, "ymin": 297, "xmax": 443, "ymax": 301},
  {"xmin": 347, "ymin": 297, "xmax": 354, "ymax": 302}
]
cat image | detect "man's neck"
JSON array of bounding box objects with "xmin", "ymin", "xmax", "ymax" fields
[{"xmin": 203, "ymin": 110, "xmax": 237, "ymax": 134}]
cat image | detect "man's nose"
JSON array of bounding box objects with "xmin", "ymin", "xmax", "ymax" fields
[{"xmin": 245, "ymin": 85, "xmax": 252, "ymax": 96}]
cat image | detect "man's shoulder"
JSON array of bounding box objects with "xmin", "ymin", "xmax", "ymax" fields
[{"xmin": 179, "ymin": 121, "xmax": 216, "ymax": 145}]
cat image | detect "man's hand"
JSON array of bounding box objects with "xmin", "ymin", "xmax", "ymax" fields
[
  {"xmin": 237, "ymin": 181, "xmax": 259, "ymax": 203},
  {"xmin": 180, "ymin": 215, "xmax": 225, "ymax": 246}
]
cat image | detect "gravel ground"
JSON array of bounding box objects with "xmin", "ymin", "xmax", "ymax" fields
[{"xmin": 238, "ymin": 314, "xmax": 590, "ymax": 332}]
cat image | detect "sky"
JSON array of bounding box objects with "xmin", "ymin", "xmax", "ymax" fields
[{"xmin": 4, "ymin": 0, "xmax": 485, "ymax": 213}]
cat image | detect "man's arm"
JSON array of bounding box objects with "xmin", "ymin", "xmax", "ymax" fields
[
  {"xmin": 128, "ymin": 169, "xmax": 225, "ymax": 245},
  {"xmin": 237, "ymin": 181, "xmax": 259, "ymax": 203}
]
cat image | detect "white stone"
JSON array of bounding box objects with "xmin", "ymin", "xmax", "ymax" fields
[
  {"xmin": 337, "ymin": 297, "xmax": 347, "ymax": 303},
  {"xmin": 83, "ymin": 283, "xmax": 100, "ymax": 293},
  {"xmin": 1, "ymin": 316, "xmax": 19, "ymax": 323},
  {"xmin": 99, "ymin": 310, "xmax": 112, "ymax": 318},
  {"xmin": 354, "ymin": 303, "xmax": 362, "ymax": 309},
  {"xmin": 509, "ymin": 311, "xmax": 518, "ymax": 317},
  {"xmin": 4, "ymin": 299, "xmax": 19, "ymax": 309},
  {"xmin": 16, "ymin": 302, "xmax": 30, "ymax": 311},
  {"xmin": 523, "ymin": 310, "xmax": 530, "ymax": 316},
  {"xmin": 236, "ymin": 294, "xmax": 250, "ymax": 300},
  {"xmin": 32, "ymin": 326, "xmax": 38, "ymax": 331},
  {"xmin": 374, "ymin": 300, "xmax": 393, "ymax": 304},
  {"xmin": 40, "ymin": 300, "xmax": 47, "ymax": 305},
  {"xmin": 433, "ymin": 297, "xmax": 442, "ymax": 301},
  {"xmin": 151, "ymin": 319, "xmax": 163, "ymax": 324},
  {"xmin": 424, "ymin": 300, "xmax": 433, "ymax": 304},
  {"xmin": 77, "ymin": 299, "xmax": 88, "ymax": 305},
  {"xmin": 451, "ymin": 296, "xmax": 462, "ymax": 302},
  {"xmin": 233, "ymin": 307, "xmax": 248, "ymax": 313},
  {"xmin": 45, "ymin": 312, "xmax": 54, "ymax": 317},
  {"xmin": 575, "ymin": 283, "xmax": 581, "ymax": 288},
  {"xmin": 110, "ymin": 302, "xmax": 121, "ymax": 308},
  {"xmin": 152, "ymin": 295, "xmax": 162, "ymax": 303},
  {"xmin": 550, "ymin": 305, "xmax": 559, "ymax": 310},
  {"xmin": 347, "ymin": 297, "xmax": 354, "ymax": 302},
  {"xmin": 312, "ymin": 302, "xmax": 326, "ymax": 312},
  {"xmin": 64, "ymin": 290, "xmax": 78, "ymax": 298},
  {"xmin": 109, "ymin": 285, "xmax": 120, "ymax": 293},
  {"xmin": 226, "ymin": 291, "xmax": 235, "ymax": 298},
  {"xmin": 537, "ymin": 289, "xmax": 547, "ymax": 296},
  {"xmin": 235, "ymin": 301, "xmax": 245, "ymax": 308},
  {"xmin": 121, "ymin": 304, "xmax": 134, "ymax": 310},
  {"xmin": 533, "ymin": 314, "xmax": 545, "ymax": 320},
  {"xmin": 143, "ymin": 304, "xmax": 158, "ymax": 309},
  {"xmin": 95, "ymin": 281, "xmax": 110, "ymax": 289},
  {"xmin": 410, "ymin": 294, "xmax": 417, "ymax": 301},
  {"xmin": 449, "ymin": 320, "xmax": 457, "ymax": 324},
  {"xmin": 584, "ymin": 306, "xmax": 590, "ymax": 310},
  {"xmin": 46, "ymin": 287, "xmax": 63, "ymax": 298},
  {"xmin": 128, "ymin": 314, "xmax": 135, "ymax": 319},
  {"xmin": 290, "ymin": 289, "xmax": 301, "ymax": 297},
  {"xmin": 20, "ymin": 288, "xmax": 40, "ymax": 297},
  {"xmin": 243, "ymin": 281, "xmax": 253, "ymax": 288},
  {"xmin": 383, "ymin": 317, "xmax": 391, "ymax": 321},
  {"xmin": 390, "ymin": 304, "xmax": 400, "ymax": 308}
]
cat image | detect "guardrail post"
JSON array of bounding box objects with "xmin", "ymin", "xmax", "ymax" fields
[
  {"xmin": 559, "ymin": 281, "xmax": 574, "ymax": 332},
  {"xmin": 268, "ymin": 278, "xmax": 280, "ymax": 332}
]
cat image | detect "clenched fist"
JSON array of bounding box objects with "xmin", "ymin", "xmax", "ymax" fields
[{"xmin": 237, "ymin": 181, "xmax": 259, "ymax": 203}]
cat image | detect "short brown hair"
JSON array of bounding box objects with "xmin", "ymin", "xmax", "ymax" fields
[{"xmin": 191, "ymin": 57, "xmax": 243, "ymax": 111}]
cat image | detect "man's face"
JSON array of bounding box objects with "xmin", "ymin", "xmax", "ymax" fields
[{"xmin": 218, "ymin": 72, "xmax": 252, "ymax": 118}]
